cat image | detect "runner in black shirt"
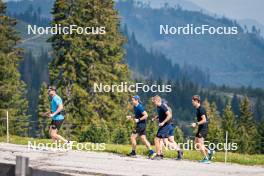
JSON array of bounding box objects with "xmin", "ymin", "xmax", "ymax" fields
[
  {"xmin": 191, "ymin": 95, "xmax": 214, "ymax": 163},
  {"xmin": 126, "ymin": 95, "xmax": 155, "ymax": 158},
  {"xmin": 158, "ymin": 100, "xmax": 183, "ymax": 160},
  {"xmin": 151, "ymin": 95, "xmax": 174, "ymax": 160}
]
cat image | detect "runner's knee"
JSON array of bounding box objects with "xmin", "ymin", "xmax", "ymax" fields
[{"xmin": 140, "ymin": 135, "xmax": 146, "ymax": 141}]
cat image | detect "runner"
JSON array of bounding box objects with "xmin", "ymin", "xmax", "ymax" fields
[
  {"xmin": 43, "ymin": 86, "xmax": 69, "ymax": 145},
  {"xmin": 126, "ymin": 95, "xmax": 155, "ymax": 158},
  {"xmin": 191, "ymin": 95, "xmax": 214, "ymax": 163},
  {"xmin": 152, "ymin": 97, "xmax": 183, "ymax": 160}
]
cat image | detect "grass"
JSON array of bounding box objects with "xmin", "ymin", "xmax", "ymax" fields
[{"xmin": 1, "ymin": 135, "xmax": 264, "ymax": 166}]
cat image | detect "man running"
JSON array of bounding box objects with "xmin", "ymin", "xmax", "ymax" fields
[
  {"xmin": 152, "ymin": 97, "xmax": 183, "ymax": 160},
  {"xmin": 44, "ymin": 86, "xmax": 69, "ymax": 145},
  {"xmin": 191, "ymin": 95, "xmax": 214, "ymax": 163},
  {"xmin": 126, "ymin": 95, "xmax": 155, "ymax": 158}
]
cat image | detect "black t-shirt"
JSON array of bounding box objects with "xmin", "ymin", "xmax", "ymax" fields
[
  {"xmin": 196, "ymin": 106, "xmax": 208, "ymax": 130},
  {"xmin": 157, "ymin": 103, "xmax": 169, "ymax": 124}
]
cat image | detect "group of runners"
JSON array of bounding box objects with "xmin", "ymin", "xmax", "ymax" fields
[
  {"xmin": 44, "ymin": 85, "xmax": 214, "ymax": 163},
  {"xmin": 126, "ymin": 94, "xmax": 214, "ymax": 163}
]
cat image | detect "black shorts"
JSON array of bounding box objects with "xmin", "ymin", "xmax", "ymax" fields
[
  {"xmin": 156, "ymin": 124, "xmax": 170, "ymax": 138},
  {"xmin": 195, "ymin": 128, "xmax": 208, "ymax": 139},
  {"xmin": 132, "ymin": 123, "xmax": 146, "ymax": 136},
  {"xmin": 50, "ymin": 119, "xmax": 64, "ymax": 130}
]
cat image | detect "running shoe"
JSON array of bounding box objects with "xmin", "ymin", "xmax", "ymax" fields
[
  {"xmin": 199, "ymin": 157, "xmax": 210, "ymax": 164},
  {"xmin": 127, "ymin": 151, "xmax": 136, "ymax": 157},
  {"xmin": 151, "ymin": 154, "xmax": 164, "ymax": 160},
  {"xmin": 208, "ymin": 150, "xmax": 215, "ymax": 160},
  {"xmin": 148, "ymin": 150, "xmax": 156, "ymax": 158},
  {"xmin": 176, "ymin": 150, "xmax": 183, "ymax": 160}
]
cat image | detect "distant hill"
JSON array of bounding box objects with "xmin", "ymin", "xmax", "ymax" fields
[
  {"xmin": 116, "ymin": 0, "xmax": 264, "ymax": 88},
  {"xmin": 6, "ymin": 0, "xmax": 53, "ymax": 18},
  {"xmin": 239, "ymin": 18, "xmax": 264, "ymax": 38},
  {"xmin": 6, "ymin": 0, "xmax": 264, "ymax": 88}
]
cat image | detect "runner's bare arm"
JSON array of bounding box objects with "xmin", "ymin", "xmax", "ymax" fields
[
  {"xmin": 160, "ymin": 111, "xmax": 171, "ymax": 126},
  {"xmin": 139, "ymin": 111, "xmax": 148, "ymax": 121},
  {"xmin": 151, "ymin": 115, "xmax": 158, "ymax": 121},
  {"xmin": 42, "ymin": 110, "xmax": 51, "ymax": 117},
  {"xmin": 49, "ymin": 104, "xmax": 63, "ymax": 118},
  {"xmin": 191, "ymin": 115, "xmax": 206, "ymax": 127}
]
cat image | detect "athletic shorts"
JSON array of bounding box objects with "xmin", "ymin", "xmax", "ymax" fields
[
  {"xmin": 132, "ymin": 123, "xmax": 146, "ymax": 136},
  {"xmin": 50, "ymin": 119, "xmax": 64, "ymax": 130},
  {"xmin": 156, "ymin": 124, "xmax": 170, "ymax": 138},
  {"xmin": 168, "ymin": 124, "xmax": 174, "ymax": 137},
  {"xmin": 195, "ymin": 128, "xmax": 208, "ymax": 139}
]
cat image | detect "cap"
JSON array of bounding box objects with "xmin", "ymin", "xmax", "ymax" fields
[{"xmin": 132, "ymin": 95, "xmax": 141, "ymax": 102}]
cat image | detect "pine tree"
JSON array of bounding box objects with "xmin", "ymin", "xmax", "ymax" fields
[
  {"xmin": 254, "ymin": 98, "xmax": 264, "ymax": 122},
  {"xmin": 237, "ymin": 97, "xmax": 258, "ymax": 153},
  {"xmin": 256, "ymin": 121, "xmax": 264, "ymax": 154},
  {"xmin": 145, "ymin": 98, "xmax": 158, "ymax": 144},
  {"xmin": 49, "ymin": 0, "xmax": 131, "ymax": 140},
  {"xmin": 222, "ymin": 104, "xmax": 238, "ymax": 143},
  {"xmin": 174, "ymin": 126, "xmax": 184, "ymax": 143},
  {"xmin": 36, "ymin": 82, "xmax": 50, "ymax": 138},
  {"xmin": 0, "ymin": 0, "xmax": 29, "ymax": 136}
]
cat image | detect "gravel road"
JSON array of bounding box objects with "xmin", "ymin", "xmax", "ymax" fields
[{"xmin": 0, "ymin": 143, "xmax": 263, "ymax": 176}]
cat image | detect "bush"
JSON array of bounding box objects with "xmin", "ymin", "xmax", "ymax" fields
[{"xmin": 79, "ymin": 119, "xmax": 109, "ymax": 143}]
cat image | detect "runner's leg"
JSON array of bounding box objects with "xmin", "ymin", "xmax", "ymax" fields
[
  {"xmin": 131, "ymin": 133, "xmax": 138, "ymax": 151},
  {"xmin": 155, "ymin": 137, "xmax": 162, "ymax": 155},
  {"xmin": 50, "ymin": 128, "xmax": 67, "ymax": 143},
  {"xmin": 168, "ymin": 136, "xmax": 181, "ymax": 151},
  {"xmin": 140, "ymin": 135, "xmax": 151, "ymax": 150},
  {"xmin": 195, "ymin": 137, "xmax": 208, "ymax": 157}
]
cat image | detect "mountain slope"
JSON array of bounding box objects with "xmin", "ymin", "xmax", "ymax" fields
[
  {"xmin": 7, "ymin": 0, "xmax": 264, "ymax": 88},
  {"xmin": 116, "ymin": 1, "xmax": 264, "ymax": 88}
]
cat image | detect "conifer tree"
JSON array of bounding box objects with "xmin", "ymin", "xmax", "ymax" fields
[
  {"xmin": 49, "ymin": 0, "xmax": 131, "ymax": 140},
  {"xmin": 222, "ymin": 104, "xmax": 238, "ymax": 143},
  {"xmin": 203, "ymin": 99, "xmax": 223, "ymax": 144},
  {"xmin": 237, "ymin": 97, "xmax": 258, "ymax": 153},
  {"xmin": 256, "ymin": 121, "xmax": 264, "ymax": 153},
  {"xmin": 37, "ymin": 82, "xmax": 50, "ymax": 138},
  {"xmin": 145, "ymin": 98, "xmax": 158, "ymax": 144},
  {"xmin": 0, "ymin": 0, "xmax": 29, "ymax": 136}
]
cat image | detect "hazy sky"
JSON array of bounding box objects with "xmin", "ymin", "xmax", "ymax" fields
[
  {"xmin": 4, "ymin": 0, "xmax": 264, "ymax": 25},
  {"xmin": 187, "ymin": 0, "xmax": 264, "ymax": 24}
]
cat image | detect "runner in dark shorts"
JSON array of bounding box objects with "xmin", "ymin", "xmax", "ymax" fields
[
  {"xmin": 126, "ymin": 95, "xmax": 155, "ymax": 158},
  {"xmin": 50, "ymin": 119, "xmax": 64, "ymax": 130},
  {"xmin": 153, "ymin": 99, "xmax": 183, "ymax": 160},
  {"xmin": 151, "ymin": 95, "xmax": 172, "ymax": 160},
  {"xmin": 44, "ymin": 86, "xmax": 70, "ymax": 146},
  {"xmin": 133, "ymin": 122, "xmax": 146, "ymax": 136},
  {"xmin": 191, "ymin": 95, "xmax": 214, "ymax": 163}
]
